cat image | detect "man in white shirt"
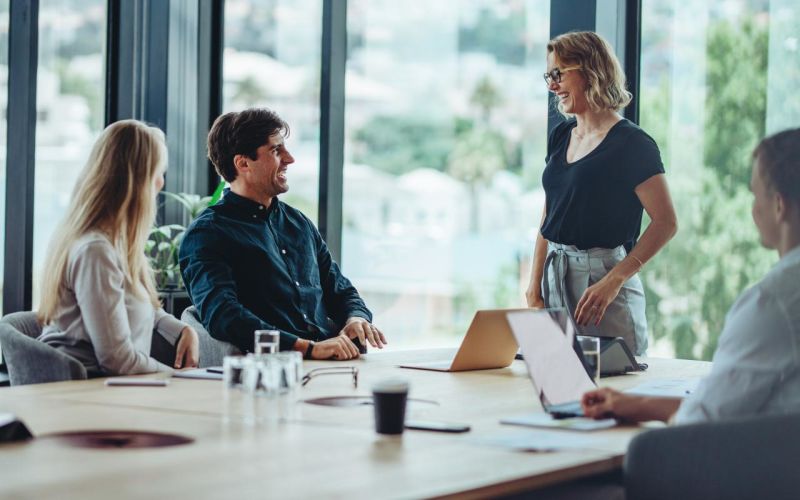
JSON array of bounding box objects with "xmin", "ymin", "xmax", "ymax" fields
[{"xmin": 581, "ymin": 128, "xmax": 800, "ymax": 424}]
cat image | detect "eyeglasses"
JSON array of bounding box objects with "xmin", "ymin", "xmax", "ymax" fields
[
  {"xmin": 301, "ymin": 366, "xmax": 358, "ymax": 389},
  {"xmin": 543, "ymin": 66, "xmax": 581, "ymax": 85}
]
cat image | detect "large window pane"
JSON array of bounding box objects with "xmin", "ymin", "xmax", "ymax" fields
[
  {"xmin": 640, "ymin": 0, "xmax": 799, "ymax": 359},
  {"xmin": 343, "ymin": 0, "xmax": 551, "ymax": 349},
  {"xmin": 0, "ymin": 0, "xmax": 8, "ymax": 311},
  {"xmin": 223, "ymin": 0, "xmax": 322, "ymax": 222},
  {"xmin": 32, "ymin": 0, "xmax": 106, "ymax": 308}
]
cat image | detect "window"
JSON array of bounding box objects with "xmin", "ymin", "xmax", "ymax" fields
[
  {"xmin": 640, "ymin": 0, "xmax": 800, "ymax": 359},
  {"xmin": 343, "ymin": 0, "xmax": 551, "ymax": 348},
  {"xmin": 31, "ymin": 0, "xmax": 106, "ymax": 309},
  {"xmin": 223, "ymin": 0, "xmax": 322, "ymax": 222},
  {"xmin": 0, "ymin": 0, "xmax": 8, "ymax": 310}
]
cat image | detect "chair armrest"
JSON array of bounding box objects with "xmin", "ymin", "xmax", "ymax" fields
[{"xmin": 180, "ymin": 306, "xmax": 241, "ymax": 367}]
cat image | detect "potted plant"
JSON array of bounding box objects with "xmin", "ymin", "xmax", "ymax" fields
[{"xmin": 147, "ymin": 181, "xmax": 225, "ymax": 314}]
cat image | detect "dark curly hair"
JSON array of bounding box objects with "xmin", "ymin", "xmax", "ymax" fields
[{"xmin": 207, "ymin": 108, "xmax": 290, "ymax": 182}]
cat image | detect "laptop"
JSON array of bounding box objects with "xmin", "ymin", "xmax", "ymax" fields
[
  {"xmin": 398, "ymin": 309, "xmax": 525, "ymax": 372},
  {"xmin": 506, "ymin": 309, "xmax": 596, "ymax": 418}
]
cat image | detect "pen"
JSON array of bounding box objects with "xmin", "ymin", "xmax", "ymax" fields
[{"xmin": 207, "ymin": 368, "xmax": 224, "ymax": 374}]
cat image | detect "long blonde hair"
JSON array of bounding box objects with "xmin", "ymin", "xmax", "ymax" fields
[
  {"xmin": 547, "ymin": 31, "xmax": 632, "ymax": 115},
  {"xmin": 38, "ymin": 120, "xmax": 165, "ymax": 323}
]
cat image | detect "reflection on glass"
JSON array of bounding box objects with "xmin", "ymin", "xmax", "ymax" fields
[
  {"xmin": 0, "ymin": 0, "xmax": 9, "ymax": 311},
  {"xmin": 33, "ymin": 0, "xmax": 106, "ymax": 308},
  {"xmin": 640, "ymin": 0, "xmax": 795, "ymax": 359},
  {"xmin": 343, "ymin": 0, "xmax": 550, "ymax": 348},
  {"xmin": 222, "ymin": 0, "xmax": 321, "ymax": 223}
]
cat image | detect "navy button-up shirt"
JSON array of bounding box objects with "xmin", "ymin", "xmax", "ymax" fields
[{"xmin": 179, "ymin": 190, "xmax": 372, "ymax": 353}]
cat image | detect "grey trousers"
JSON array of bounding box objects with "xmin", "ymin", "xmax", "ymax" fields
[{"xmin": 542, "ymin": 242, "xmax": 648, "ymax": 355}]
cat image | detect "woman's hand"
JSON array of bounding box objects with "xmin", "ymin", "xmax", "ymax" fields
[
  {"xmin": 574, "ymin": 274, "xmax": 624, "ymax": 326},
  {"xmin": 174, "ymin": 326, "xmax": 200, "ymax": 369}
]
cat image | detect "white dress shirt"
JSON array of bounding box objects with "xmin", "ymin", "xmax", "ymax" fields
[
  {"xmin": 674, "ymin": 245, "xmax": 800, "ymax": 424},
  {"xmin": 39, "ymin": 231, "xmax": 187, "ymax": 375}
]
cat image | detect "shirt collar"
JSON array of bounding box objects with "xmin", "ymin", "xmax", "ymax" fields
[{"xmin": 223, "ymin": 189, "xmax": 278, "ymax": 220}]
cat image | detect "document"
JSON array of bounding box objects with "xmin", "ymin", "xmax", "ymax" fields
[
  {"xmin": 500, "ymin": 413, "xmax": 617, "ymax": 431},
  {"xmin": 624, "ymin": 378, "xmax": 700, "ymax": 398},
  {"xmin": 173, "ymin": 368, "xmax": 223, "ymax": 380},
  {"xmin": 474, "ymin": 430, "xmax": 614, "ymax": 452}
]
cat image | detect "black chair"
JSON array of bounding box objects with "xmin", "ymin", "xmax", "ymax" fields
[
  {"xmin": 625, "ymin": 411, "xmax": 800, "ymax": 500},
  {"xmin": 180, "ymin": 306, "xmax": 241, "ymax": 367},
  {"xmin": 0, "ymin": 312, "xmax": 87, "ymax": 386}
]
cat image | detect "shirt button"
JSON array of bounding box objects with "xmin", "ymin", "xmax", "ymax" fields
[
  {"xmin": 281, "ymin": 249, "xmax": 287, "ymax": 255},
  {"xmin": 303, "ymin": 313, "xmax": 308, "ymax": 319},
  {"xmin": 252, "ymin": 214, "xmax": 257, "ymax": 219},
  {"xmin": 258, "ymin": 205, "xmax": 264, "ymax": 210},
  {"xmin": 294, "ymin": 281, "xmax": 300, "ymax": 287}
]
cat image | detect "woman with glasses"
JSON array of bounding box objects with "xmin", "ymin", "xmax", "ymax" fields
[
  {"xmin": 37, "ymin": 120, "xmax": 200, "ymax": 375},
  {"xmin": 525, "ymin": 31, "xmax": 677, "ymax": 355}
]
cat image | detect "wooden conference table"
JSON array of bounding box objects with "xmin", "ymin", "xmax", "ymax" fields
[{"xmin": 0, "ymin": 349, "xmax": 710, "ymax": 499}]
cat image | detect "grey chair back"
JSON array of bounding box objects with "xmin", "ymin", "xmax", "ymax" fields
[
  {"xmin": 625, "ymin": 411, "xmax": 800, "ymax": 500},
  {"xmin": 0, "ymin": 317, "xmax": 87, "ymax": 386},
  {"xmin": 181, "ymin": 306, "xmax": 241, "ymax": 367}
]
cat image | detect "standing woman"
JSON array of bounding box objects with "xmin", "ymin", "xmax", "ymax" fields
[
  {"xmin": 37, "ymin": 120, "xmax": 199, "ymax": 375},
  {"xmin": 525, "ymin": 31, "xmax": 677, "ymax": 355}
]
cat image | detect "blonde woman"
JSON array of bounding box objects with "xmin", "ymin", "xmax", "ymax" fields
[
  {"xmin": 38, "ymin": 120, "xmax": 199, "ymax": 375},
  {"xmin": 525, "ymin": 31, "xmax": 677, "ymax": 355}
]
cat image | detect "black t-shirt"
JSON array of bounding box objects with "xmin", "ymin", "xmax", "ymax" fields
[{"xmin": 540, "ymin": 118, "xmax": 665, "ymax": 251}]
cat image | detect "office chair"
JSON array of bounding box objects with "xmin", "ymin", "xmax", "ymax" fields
[
  {"xmin": 0, "ymin": 312, "xmax": 88, "ymax": 386},
  {"xmin": 625, "ymin": 411, "xmax": 800, "ymax": 500},
  {"xmin": 180, "ymin": 305, "xmax": 241, "ymax": 367}
]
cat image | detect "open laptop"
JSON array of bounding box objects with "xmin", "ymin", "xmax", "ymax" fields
[
  {"xmin": 506, "ymin": 309, "xmax": 596, "ymax": 418},
  {"xmin": 398, "ymin": 309, "xmax": 525, "ymax": 372}
]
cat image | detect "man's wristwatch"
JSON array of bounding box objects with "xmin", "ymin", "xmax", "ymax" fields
[{"xmin": 304, "ymin": 342, "xmax": 315, "ymax": 360}]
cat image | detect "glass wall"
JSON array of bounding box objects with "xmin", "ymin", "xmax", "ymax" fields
[
  {"xmin": 640, "ymin": 0, "xmax": 800, "ymax": 359},
  {"xmin": 0, "ymin": 0, "xmax": 8, "ymax": 311},
  {"xmin": 32, "ymin": 0, "xmax": 106, "ymax": 308},
  {"xmin": 222, "ymin": 0, "xmax": 322, "ymax": 222},
  {"xmin": 342, "ymin": 0, "xmax": 551, "ymax": 348}
]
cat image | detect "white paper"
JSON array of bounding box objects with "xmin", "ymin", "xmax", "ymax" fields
[
  {"xmin": 624, "ymin": 378, "xmax": 700, "ymax": 398},
  {"xmin": 475, "ymin": 430, "xmax": 615, "ymax": 452},
  {"xmin": 500, "ymin": 412, "xmax": 617, "ymax": 432},
  {"xmin": 173, "ymin": 368, "xmax": 223, "ymax": 380}
]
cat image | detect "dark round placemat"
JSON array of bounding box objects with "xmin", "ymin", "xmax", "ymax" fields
[
  {"xmin": 303, "ymin": 396, "xmax": 439, "ymax": 407},
  {"xmin": 39, "ymin": 430, "xmax": 193, "ymax": 449}
]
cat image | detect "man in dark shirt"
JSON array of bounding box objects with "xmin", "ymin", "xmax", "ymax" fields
[{"xmin": 179, "ymin": 108, "xmax": 387, "ymax": 360}]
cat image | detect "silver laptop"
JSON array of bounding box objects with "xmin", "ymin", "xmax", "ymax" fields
[
  {"xmin": 398, "ymin": 309, "xmax": 525, "ymax": 372},
  {"xmin": 506, "ymin": 309, "xmax": 596, "ymax": 418}
]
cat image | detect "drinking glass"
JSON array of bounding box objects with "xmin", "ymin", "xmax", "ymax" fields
[
  {"xmin": 254, "ymin": 330, "xmax": 280, "ymax": 355},
  {"xmin": 577, "ymin": 335, "xmax": 601, "ymax": 380}
]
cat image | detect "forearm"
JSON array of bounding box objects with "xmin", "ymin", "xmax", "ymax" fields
[
  {"xmin": 529, "ymin": 233, "xmax": 549, "ymax": 294},
  {"xmin": 625, "ymin": 396, "xmax": 682, "ymax": 423},
  {"xmin": 606, "ymin": 218, "xmax": 676, "ymax": 285}
]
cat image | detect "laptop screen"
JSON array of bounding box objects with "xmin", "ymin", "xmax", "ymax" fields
[{"xmin": 507, "ymin": 310, "xmax": 595, "ymax": 406}]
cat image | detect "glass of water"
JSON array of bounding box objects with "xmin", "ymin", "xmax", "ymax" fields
[
  {"xmin": 577, "ymin": 335, "xmax": 601, "ymax": 381},
  {"xmin": 254, "ymin": 329, "xmax": 280, "ymax": 355}
]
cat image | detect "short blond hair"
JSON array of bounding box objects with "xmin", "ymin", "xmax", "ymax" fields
[{"xmin": 547, "ymin": 31, "xmax": 631, "ymax": 115}]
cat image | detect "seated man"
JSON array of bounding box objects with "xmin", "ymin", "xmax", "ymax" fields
[
  {"xmin": 179, "ymin": 108, "xmax": 386, "ymax": 360},
  {"xmin": 582, "ymin": 128, "xmax": 800, "ymax": 424}
]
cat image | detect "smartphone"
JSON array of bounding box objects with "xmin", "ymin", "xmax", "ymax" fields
[{"xmin": 404, "ymin": 420, "xmax": 470, "ymax": 433}]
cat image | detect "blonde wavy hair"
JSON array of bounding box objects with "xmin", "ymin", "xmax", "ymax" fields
[
  {"xmin": 38, "ymin": 120, "xmax": 165, "ymax": 324},
  {"xmin": 547, "ymin": 31, "xmax": 632, "ymax": 115}
]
